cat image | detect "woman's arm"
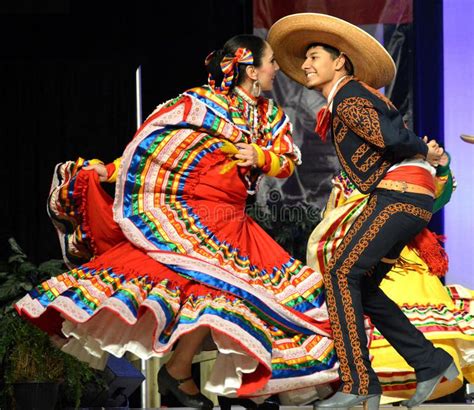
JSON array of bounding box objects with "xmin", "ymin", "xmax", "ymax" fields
[
  {"xmin": 83, "ymin": 157, "xmax": 121, "ymax": 182},
  {"xmin": 246, "ymin": 103, "xmax": 301, "ymax": 178}
]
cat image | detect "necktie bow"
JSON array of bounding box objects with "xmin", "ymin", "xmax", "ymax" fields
[{"xmin": 315, "ymin": 106, "xmax": 331, "ymax": 143}]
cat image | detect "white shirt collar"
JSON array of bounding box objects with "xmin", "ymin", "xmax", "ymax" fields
[{"xmin": 328, "ymin": 75, "xmax": 350, "ymax": 112}]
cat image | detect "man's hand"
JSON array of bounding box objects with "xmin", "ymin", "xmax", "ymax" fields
[
  {"xmin": 83, "ymin": 163, "xmax": 108, "ymax": 181},
  {"xmin": 438, "ymin": 152, "xmax": 449, "ymax": 167},
  {"xmin": 423, "ymin": 136, "xmax": 444, "ymax": 166},
  {"xmin": 235, "ymin": 143, "xmax": 258, "ymax": 167}
]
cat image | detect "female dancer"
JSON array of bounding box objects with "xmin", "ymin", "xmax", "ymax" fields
[{"xmin": 15, "ymin": 35, "xmax": 337, "ymax": 408}]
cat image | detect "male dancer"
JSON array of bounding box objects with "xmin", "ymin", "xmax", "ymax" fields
[{"xmin": 268, "ymin": 13, "xmax": 458, "ymax": 409}]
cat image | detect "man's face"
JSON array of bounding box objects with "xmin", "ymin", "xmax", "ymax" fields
[{"xmin": 301, "ymin": 45, "xmax": 339, "ymax": 90}]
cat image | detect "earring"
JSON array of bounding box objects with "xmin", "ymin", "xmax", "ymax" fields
[{"xmin": 251, "ymin": 80, "xmax": 261, "ymax": 97}]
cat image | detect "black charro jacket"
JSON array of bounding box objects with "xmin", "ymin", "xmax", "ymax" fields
[{"xmin": 331, "ymin": 80, "xmax": 428, "ymax": 194}]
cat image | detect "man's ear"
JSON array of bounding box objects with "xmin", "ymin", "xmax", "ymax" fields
[
  {"xmin": 335, "ymin": 54, "xmax": 346, "ymax": 71},
  {"xmin": 245, "ymin": 65, "xmax": 258, "ymax": 81}
]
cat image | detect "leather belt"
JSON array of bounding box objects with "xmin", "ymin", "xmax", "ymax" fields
[{"xmin": 377, "ymin": 180, "xmax": 435, "ymax": 198}]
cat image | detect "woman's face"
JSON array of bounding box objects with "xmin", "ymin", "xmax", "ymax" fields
[{"xmin": 255, "ymin": 42, "xmax": 279, "ymax": 91}]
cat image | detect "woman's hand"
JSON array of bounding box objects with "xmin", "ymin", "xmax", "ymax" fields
[
  {"xmin": 83, "ymin": 163, "xmax": 108, "ymax": 181},
  {"xmin": 235, "ymin": 143, "xmax": 258, "ymax": 167}
]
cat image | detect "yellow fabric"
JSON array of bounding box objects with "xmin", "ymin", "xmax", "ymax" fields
[
  {"xmin": 464, "ymin": 364, "xmax": 474, "ymax": 383},
  {"xmin": 219, "ymin": 141, "xmax": 243, "ymax": 174},
  {"xmin": 220, "ymin": 140, "xmax": 240, "ymax": 155},
  {"xmin": 251, "ymin": 143, "xmax": 266, "ymax": 168},
  {"xmin": 434, "ymin": 174, "xmax": 448, "ymax": 198},
  {"xmin": 106, "ymin": 157, "xmax": 122, "ymax": 183},
  {"xmin": 266, "ymin": 151, "xmax": 283, "ymax": 177},
  {"xmin": 374, "ymin": 342, "xmax": 463, "ymax": 403},
  {"xmin": 378, "ymin": 250, "xmax": 454, "ymax": 317},
  {"xmin": 371, "ymin": 244, "xmax": 472, "ymax": 402},
  {"xmin": 252, "ymin": 143, "xmax": 295, "ymax": 177}
]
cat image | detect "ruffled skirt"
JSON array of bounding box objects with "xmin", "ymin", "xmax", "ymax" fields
[{"xmin": 16, "ymin": 159, "xmax": 338, "ymax": 401}]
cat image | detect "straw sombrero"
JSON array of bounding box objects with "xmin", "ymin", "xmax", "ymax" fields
[{"xmin": 267, "ymin": 13, "xmax": 396, "ymax": 89}]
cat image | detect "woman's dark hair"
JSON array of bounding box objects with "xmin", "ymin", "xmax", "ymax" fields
[
  {"xmin": 206, "ymin": 34, "xmax": 267, "ymax": 88},
  {"xmin": 306, "ymin": 42, "xmax": 354, "ymax": 75}
]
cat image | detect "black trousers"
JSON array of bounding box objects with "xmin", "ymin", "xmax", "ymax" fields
[{"xmin": 323, "ymin": 189, "xmax": 453, "ymax": 395}]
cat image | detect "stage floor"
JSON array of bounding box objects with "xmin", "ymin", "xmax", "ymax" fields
[{"xmin": 130, "ymin": 405, "xmax": 473, "ymax": 409}]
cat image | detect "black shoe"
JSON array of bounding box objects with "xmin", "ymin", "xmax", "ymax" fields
[
  {"xmin": 401, "ymin": 361, "xmax": 459, "ymax": 408},
  {"xmin": 158, "ymin": 365, "xmax": 214, "ymax": 409}
]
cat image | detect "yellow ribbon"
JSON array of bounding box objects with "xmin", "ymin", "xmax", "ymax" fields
[{"xmin": 219, "ymin": 141, "xmax": 243, "ymax": 174}]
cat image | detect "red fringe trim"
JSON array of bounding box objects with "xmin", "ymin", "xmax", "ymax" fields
[{"xmin": 408, "ymin": 228, "xmax": 448, "ymax": 277}]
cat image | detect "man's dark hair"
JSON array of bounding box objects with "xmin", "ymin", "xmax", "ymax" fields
[{"xmin": 306, "ymin": 42, "xmax": 354, "ymax": 75}]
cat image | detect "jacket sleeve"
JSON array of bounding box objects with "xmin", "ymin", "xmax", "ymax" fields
[{"xmin": 336, "ymin": 96, "xmax": 428, "ymax": 159}]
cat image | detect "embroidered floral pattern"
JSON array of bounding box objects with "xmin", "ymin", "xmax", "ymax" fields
[
  {"xmin": 350, "ymin": 144, "xmax": 383, "ymax": 173},
  {"xmin": 333, "ymin": 116, "xmax": 391, "ymax": 193},
  {"xmin": 336, "ymin": 97, "xmax": 385, "ymax": 148}
]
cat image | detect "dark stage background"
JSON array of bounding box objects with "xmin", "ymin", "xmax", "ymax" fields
[
  {"xmin": 0, "ymin": 0, "xmax": 443, "ymax": 265},
  {"xmin": 0, "ymin": 0, "xmax": 253, "ymax": 262}
]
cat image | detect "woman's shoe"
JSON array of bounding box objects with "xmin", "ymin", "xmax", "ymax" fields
[
  {"xmin": 313, "ymin": 391, "xmax": 381, "ymax": 409},
  {"xmin": 158, "ymin": 365, "xmax": 214, "ymax": 409}
]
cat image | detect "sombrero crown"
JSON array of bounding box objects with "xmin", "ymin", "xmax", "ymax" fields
[{"xmin": 267, "ymin": 13, "xmax": 396, "ymax": 89}]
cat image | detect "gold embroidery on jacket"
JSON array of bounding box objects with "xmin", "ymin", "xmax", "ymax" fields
[
  {"xmin": 333, "ymin": 116, "xmax": 348, "ymax": 143},
  {"xmin": 337, "ymin": 97, "xmax": 385, "ymax": 148},
  {"xmin": 350, "ymin": 145, "xmax": 383, "ymax": 172},
  {"xmin": 333, "ymin": 116, "xmax": 390, "ymax": 192}
]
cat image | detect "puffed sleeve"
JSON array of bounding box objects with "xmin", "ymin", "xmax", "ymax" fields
[
  {"xmin": 104, "ymin": 157, "xmax": 122, "ymax": 183},
  {"xmin": 252, "ymin": 100, "xmax": 301, "ymax": 178}
]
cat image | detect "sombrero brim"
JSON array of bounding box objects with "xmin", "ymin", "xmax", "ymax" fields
[
  {"xmin": 267, "ymin": 13, "xmax": 396, "ymax": 90},
  {"xmin": 461, "ymin": 134, "xmax": 474, "ymax": 144}
]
